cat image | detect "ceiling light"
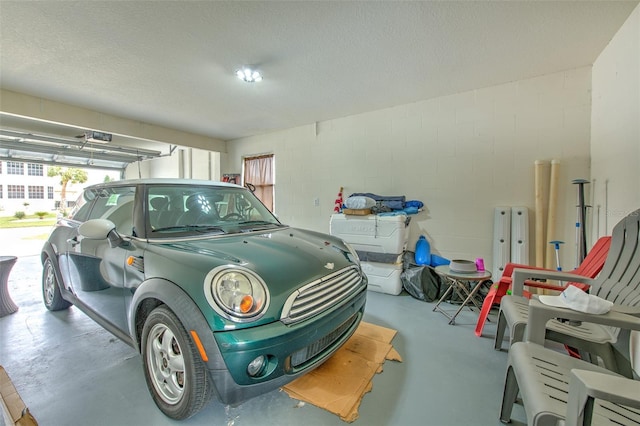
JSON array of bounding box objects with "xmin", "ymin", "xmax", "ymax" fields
[{"xmin": 236, "ymin": 67, "xmax": 262, "ymax": 83}]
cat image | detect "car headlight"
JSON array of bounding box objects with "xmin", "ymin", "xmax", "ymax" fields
[
  {"xmin": 204, "ymin": 266, "xmax": 270, "ymax": 322},
  {"xmin": 344, "ymin": 242, "xmax": 361, "ymax": 266}
]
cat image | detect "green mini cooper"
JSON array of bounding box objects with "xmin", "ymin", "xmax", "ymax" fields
[{"xmin": 42, "ymin": 179, "xmax": 367, "ymax": 419}]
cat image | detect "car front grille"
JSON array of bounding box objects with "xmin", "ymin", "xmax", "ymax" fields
[
  {"xmin": 290, "ymin": 313, "xmax": 359, "ymax": 368},
  {"xmin": 280, "ymin": 265, "xmax": 365, "ymax": 325}
]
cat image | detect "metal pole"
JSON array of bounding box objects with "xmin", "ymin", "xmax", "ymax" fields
[
  {"xmin": 572, "ymin": 179, "xmax": 589, "ymax": 265},
  {"xmin": 549, "ymin": 240, "xmax": 564, "ymax": 271}
]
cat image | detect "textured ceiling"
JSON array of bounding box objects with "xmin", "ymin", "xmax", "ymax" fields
[{"xmin": 0, "ymin": 1, "xmax": 638, "ymax": 142}]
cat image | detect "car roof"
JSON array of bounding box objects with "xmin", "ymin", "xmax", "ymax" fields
[{"xmin": 84, "ymin": 178, "xmax": 244, "ymax": 190}]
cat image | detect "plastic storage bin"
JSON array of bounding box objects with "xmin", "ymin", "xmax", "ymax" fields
[
  {"xmin": 360, "ymin": 261, "xmax": 403, "ymax": 295},
  {"xmin": 330, "ymin": 214, "xmax": 410, "ymax": 254}
]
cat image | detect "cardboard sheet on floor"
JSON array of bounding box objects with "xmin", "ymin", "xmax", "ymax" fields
[
  {"xmin": 282, "ymin": 322, "xmax": 402, "ymax": 422},
  {"xmin": 0, "ymin": 365, "xmax": 38, "ymax": 426}
]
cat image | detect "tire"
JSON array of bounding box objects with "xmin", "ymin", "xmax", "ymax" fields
[
  {"xmin": 42, "ymin": 257, "xmax": 71, "ymax": 311},
  {"xmin": 141, "ymin": 305, "xmax": 212, "ymax": 420}
]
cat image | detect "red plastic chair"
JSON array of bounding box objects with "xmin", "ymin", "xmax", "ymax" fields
[{"xmin": 474, "ymin": 236, "xmax": 611, "ymax": 337}]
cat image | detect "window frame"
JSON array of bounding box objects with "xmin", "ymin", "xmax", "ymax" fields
[
  {"xmin": 28, "ymin": 185, "xmax": 45, "ymax": 199},
  {"xmin": 27, "ymin": 163, "xmax": 44, "ymax": 176},
  {"xmin": 6, "ymin": 162, "xmax": 24, "ymax": 175},
  {"xmin": 7, "ymin": 185, "xmax": 25, "ymax": 199}
]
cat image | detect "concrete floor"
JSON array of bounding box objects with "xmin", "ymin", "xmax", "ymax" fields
[{"xmin": 0, "ymin": 227, "xmax": 526, "ymax": 426}]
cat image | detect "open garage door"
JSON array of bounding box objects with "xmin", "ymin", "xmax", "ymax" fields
[{"xmin": 0, "ymin": 128, "xmax": 163, "ymax": 172}]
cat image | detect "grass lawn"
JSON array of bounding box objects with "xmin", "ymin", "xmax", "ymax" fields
[{"xmin": 0, "ymin": 213, "xmax": 58, "ymax": 229}]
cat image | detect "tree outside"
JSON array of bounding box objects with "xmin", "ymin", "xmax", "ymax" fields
[{"xmin": 47, "ymin": 167, "xmax": 88, "ymax": 213}]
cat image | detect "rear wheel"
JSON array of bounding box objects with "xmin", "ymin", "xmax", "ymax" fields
[
  {"xmin": 42, "ymin": 257, "xmax": 71, "ymax": 311},
  {"xmin": 141, "ymin": 305, "xmax": 212, "ymax": 420}
]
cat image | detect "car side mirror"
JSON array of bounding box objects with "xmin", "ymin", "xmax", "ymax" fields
[
  {"xmin": 78, "ymin": 219, "xmax": 127, "ymax": 248},
  {"xmin": 79, "ymin": 219, "xmax": 116, "ymax": 239}
]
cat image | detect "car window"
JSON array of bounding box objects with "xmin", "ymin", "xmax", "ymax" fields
[
  {"xmin": 146, "ymin": 184, "xmax": 280, "ymax": 235},
  {"xmin": 87, "ymin": 186, "xmax": 137, "ymax": 235},
  {"xmin": 67, "ymin": 189, "xmax": 96, "ymax": 222}
]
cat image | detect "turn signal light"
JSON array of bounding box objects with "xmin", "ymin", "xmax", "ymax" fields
[{"xmin": 239, "ymin": 295, "xmax": 254, "ymax": 313}]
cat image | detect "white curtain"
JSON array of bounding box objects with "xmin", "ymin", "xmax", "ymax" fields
[{"xmin": 244, "ymin": 155, "xmax": 274, "ymax": 211}]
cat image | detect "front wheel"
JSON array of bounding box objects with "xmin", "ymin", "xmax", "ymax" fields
[
  {"xmin": 141, "ymin": 305, "xmax": 212, "ymax": 420},
  {"xmin": 42, "ymin": 257, "xmax": 71, "ymax": 311}
]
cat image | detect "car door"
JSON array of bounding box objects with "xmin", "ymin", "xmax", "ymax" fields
[{"xmin": 66, "ymin": 185, "xmax": 138, "ymax": 333}]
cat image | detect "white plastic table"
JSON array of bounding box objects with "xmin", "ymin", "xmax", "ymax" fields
[{"xmin": 433, "ymin": 265, "xmax": 492, "ymax": 325}]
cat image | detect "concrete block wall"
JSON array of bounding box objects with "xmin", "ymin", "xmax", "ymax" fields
[
  {"xmin": 591, "ymin": 4, "xmax": 640, "ymax": 239},
  {"xmin": 225, "ymin": 67, "xmax": 593, "ymax": 269}
]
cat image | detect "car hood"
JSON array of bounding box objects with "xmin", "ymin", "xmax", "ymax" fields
[
  {"xmin": 143, "ymin": 227, "xmax": 358, "ymax": 328},
  {"xmin": 169, "ymin": 227, "xmax": 353, "ymax": 280}
]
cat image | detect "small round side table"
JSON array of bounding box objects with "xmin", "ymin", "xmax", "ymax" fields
[
  {"xmin": 433, "ymin": 265, "xmax": 492, "ymax": 325},
  {"xmin": 0, "ymin": 256, "xmax": 19, "ymax": 317}
]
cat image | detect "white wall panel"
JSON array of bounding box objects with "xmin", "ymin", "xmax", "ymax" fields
[
  {"xmin": 493, "ymin": 207, "xmax": 511, "ymax": 276},
  {"xmin": 511, "ymin": 206, "xmax": 530, "ymax": 265}
]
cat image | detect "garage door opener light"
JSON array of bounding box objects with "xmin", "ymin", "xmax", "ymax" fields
[{"xmin": 84, "ymin": 131, "xmax": 112, "ymax": 143}]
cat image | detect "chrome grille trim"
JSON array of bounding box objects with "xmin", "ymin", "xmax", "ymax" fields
[{"xmin": 281, "ymin": 266, "xmax": 365, "ymax": 325}]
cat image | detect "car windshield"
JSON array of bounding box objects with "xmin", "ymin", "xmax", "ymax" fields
[{"xmin": 146, "ymin": 184, "xmax": 282, "ymax": 237}]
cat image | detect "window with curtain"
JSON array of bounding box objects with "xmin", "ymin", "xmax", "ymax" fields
[{"xmin": 243, "ymin": 154, "xmax": 274, "ymax": 211}]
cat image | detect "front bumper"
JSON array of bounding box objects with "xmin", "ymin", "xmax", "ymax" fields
[{"xmin": 207, "ymin": 285, "xmax": 367, "ymax": 405}]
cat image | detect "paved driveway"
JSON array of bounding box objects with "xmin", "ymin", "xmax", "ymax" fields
[
  {"xmin": 1, "ymin": 226, "xmax": 51, "ymax": 312},
  {"xmin": 0, "ymin": 226, "xmax": 51, "ymax": 258}
]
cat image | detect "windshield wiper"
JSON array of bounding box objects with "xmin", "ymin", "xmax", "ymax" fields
[
  {"xmin": 236, "ymin": 221, "xmax": 283, "ymax": 233},
  {"xmin": 238, "ymin": 220, "xmax": 281, "ymax": 226},
  {"xmin": 152, "ymin": 225, "xmax": 226, "ymax": 233}
]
